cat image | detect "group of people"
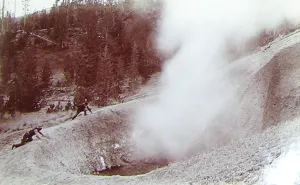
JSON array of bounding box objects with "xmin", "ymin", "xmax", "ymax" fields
[
  {"xmin": 46, "ymin": 100, "xmax": 75, "ymax": 113},
  {"xmin": 12, "ymin": 98, "xmax": 93, "ymax": 149}
]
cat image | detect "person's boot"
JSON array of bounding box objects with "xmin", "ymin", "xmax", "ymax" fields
[{"xmin": 12, "ymin": 145, "xmax": 15, "ymax": 150}]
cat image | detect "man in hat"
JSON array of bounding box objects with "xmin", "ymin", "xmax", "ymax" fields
[{"xmin": 71, "ymin": 99, "xmax": 92, "ymax": 120}]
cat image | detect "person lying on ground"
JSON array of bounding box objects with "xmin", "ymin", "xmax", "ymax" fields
[
  {"xmin": 71, "ymin": 99, "xmax": 92, "ymax": 120},
  {"xmin": 12, "ymin": 126, "xmax": 45, "ymax": 149}
]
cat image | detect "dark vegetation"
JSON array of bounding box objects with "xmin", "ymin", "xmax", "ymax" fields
[
  {"xmin": 0, "ymin": 0, "xmax": 162, "ymax": 113},
  {"xmin": 0, "ymin": 0, "xmax": 298, "ymax": 113}
]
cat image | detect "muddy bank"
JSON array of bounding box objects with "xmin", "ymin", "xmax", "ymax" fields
[{"xmin": 94, "ymin": 158, "xmax": 170, "ymax": 176}]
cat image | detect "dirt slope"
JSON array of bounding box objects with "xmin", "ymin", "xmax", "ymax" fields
[{"xmin": 1, "ymin": 29, "xmax": 300, "ymax": 185}]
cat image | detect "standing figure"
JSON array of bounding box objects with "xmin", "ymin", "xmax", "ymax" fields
[
  {"xmin": 71, "ymin": 99, "xmax": 92, "ymax": 120},
  {"xmin": 65, "ymin": 100, "xmax": 72, "ymax": 111},
  {"xmin": 55, "ymin": 101, "xmax": 62, "ymax": 112}
]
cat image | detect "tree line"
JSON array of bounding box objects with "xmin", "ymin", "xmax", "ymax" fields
[
  {"xmin": 1, "ymin": 0, "xmax": 297, "ymax": 113},
  {"xmin": 0, "ymin": 0, "xmax": 163, "ymax": 112}
]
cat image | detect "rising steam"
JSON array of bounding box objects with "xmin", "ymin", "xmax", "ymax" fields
[{"xmin": 132, "ymin": 0, "xmax": 300, "ymax": 160}]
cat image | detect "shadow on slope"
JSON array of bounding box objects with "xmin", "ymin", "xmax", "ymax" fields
[{"xmin": 262, "ymin": 43, "xmax": 300, "ymax": 128}]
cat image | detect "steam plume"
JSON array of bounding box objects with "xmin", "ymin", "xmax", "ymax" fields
[{"xmin": 132, "ymin": 0, "xmax": 300, "ymax": 159}]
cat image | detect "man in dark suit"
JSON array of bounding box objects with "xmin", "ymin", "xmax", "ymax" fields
[
  {"xmin": 12, "ymin": 126, "xmax": 45, "ymax": 149},
  {"xmin": 71, "ymin": 99, "xmax": 92, "ymax": 120}
]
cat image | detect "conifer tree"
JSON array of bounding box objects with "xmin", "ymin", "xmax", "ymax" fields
[{"xmin": 41, "ymin": 60, "xmax": 52, "ymax": 88}]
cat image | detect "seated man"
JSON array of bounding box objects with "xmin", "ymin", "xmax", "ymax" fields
[
  {"xmin": 12, "ymin": 126, "xmax": 45, "ymax": 149},
  {"xmin": 71, "ymin": 99, "xmax": 92, "ymax": 120}
]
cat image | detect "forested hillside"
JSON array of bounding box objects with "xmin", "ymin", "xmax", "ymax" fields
[
  {"xmin": 0, "ymin": 0, "xmax": 162, "ymax": 112},
  {"xmin": 0, "ymin": 0, "xmax": 296, "ymax": 113}
]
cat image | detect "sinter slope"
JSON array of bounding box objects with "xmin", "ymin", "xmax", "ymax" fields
[{"xmin": 1, "ymin": 29, "xmax": 300, "ymax": 185}]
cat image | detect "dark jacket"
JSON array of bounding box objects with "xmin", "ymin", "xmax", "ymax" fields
[
  {"xmin": 77, "ymin": 103, "xmax": 92, "ymax": 113},
  {"xmin": 23, "ymin": 127, "xmax": 43, "ymax": 141}
]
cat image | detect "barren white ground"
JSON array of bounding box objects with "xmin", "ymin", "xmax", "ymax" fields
[{"xmin": 1, "ymin": 30, "xmax": 300, "ymax": 185}]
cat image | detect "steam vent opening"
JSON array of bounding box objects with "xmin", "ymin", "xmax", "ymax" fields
[{"xmin": 92, "ymin": 158, "xmax": 170, "ymax": 176}]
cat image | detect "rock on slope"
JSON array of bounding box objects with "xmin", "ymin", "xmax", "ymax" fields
[{"xmin": 1, "ymin": 30, "xmax": 300, "ymax": 185}]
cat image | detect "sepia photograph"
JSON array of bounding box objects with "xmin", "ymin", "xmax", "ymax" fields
[{"xmin": 1, "ymin": 0, "xmax": 300, "ymax": 185}]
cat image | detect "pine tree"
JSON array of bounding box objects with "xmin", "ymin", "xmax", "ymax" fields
[
  {"xmin": 22, "ymin": 0, "xmax": 30, "ymax": 29},
  {"xmin": 41, "ymin": 60, "xmax": 52, "ymax": 88},
  {"xmin": 63, "ymin": 53, "xmax": 75, "ymax": 84},
  {"xmin": 1, "ymin": 0, "xmax": 5, "ymax": 33},
  {"xmin": 95, "ymin": 44, "xmax": 113, "ymax": 104},
  {"xmin": 16, "ymin": 47, "xmax": 41, "ymax": 112},
  {"xmin": 129, "ymin": 40, "xmax": 140, "ymax": 89},
  {"xmin": 0, "ymin": 30, "xmax": 16, "ymax": 85}
]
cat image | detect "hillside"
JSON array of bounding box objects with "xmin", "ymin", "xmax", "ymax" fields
[
  {"xmin": 0, "ymin": 1, "xmax": 162, "ymax": 113},
  {"xmin": 2, "ymin": 1, "xmax": 300, "ymax": 185},
  {"xmin": 0, "ymin": 1, "xmax": 296, "ymax": 114},
  {"xmin": 1, "ymin": 26, "xmax": 300, "ymax": 185}
]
